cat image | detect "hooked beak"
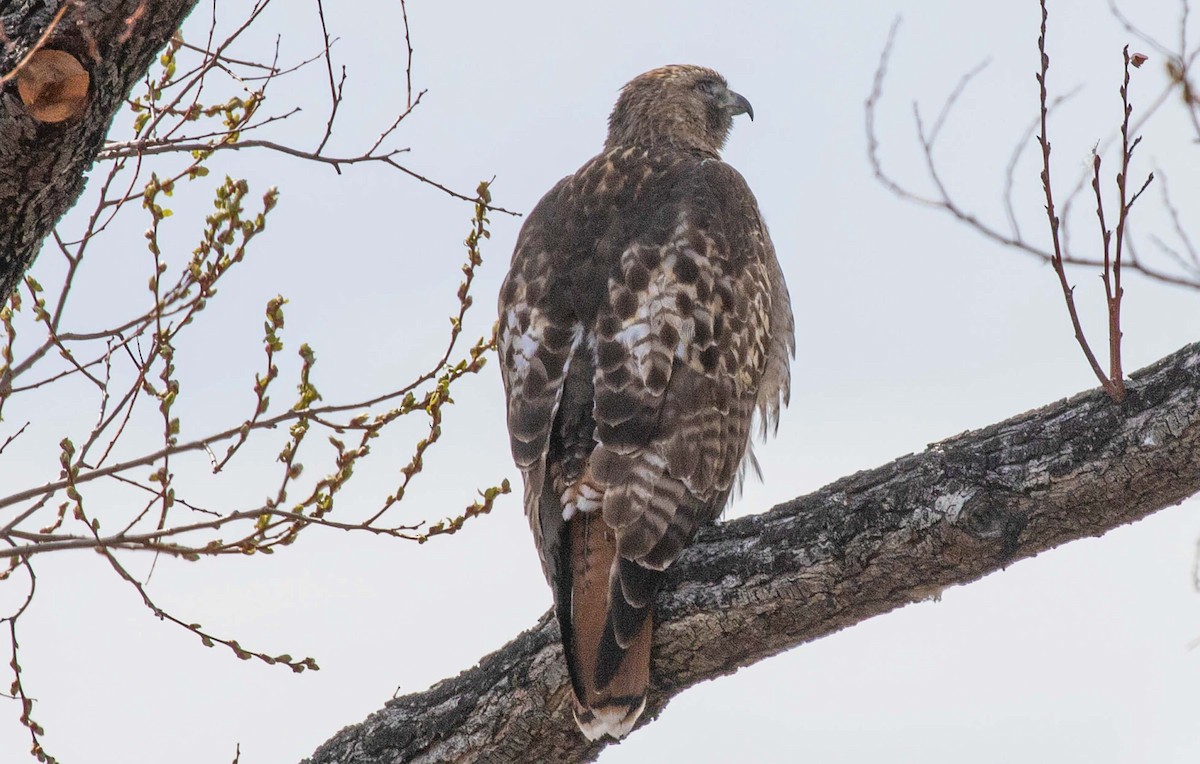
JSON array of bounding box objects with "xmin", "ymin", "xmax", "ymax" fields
[{"xmin": 725, "ymin": 89, "xmax": 754, "ymax": 121}]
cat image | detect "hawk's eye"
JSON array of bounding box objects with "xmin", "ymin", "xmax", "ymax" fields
[{"xmin": 696, "ymin": 79, "xmax": 721, "ymax": 98}]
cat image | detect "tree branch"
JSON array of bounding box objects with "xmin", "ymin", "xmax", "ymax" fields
[
  {"xmin": 304, "ymin": 339, "xmax": 1200, "ymax": 763},
  {"xmin": 0, "ymin": 0, "xmax": 201, "ymax": 297}
]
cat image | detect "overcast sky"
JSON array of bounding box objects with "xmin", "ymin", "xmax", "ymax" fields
[{"xmin": 2, "ymin": 1, "xmax": 1199, "ymax": 762}]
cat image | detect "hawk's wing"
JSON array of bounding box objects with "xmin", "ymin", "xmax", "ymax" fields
[{"xmin": 498, "ymin": 149, "xmax": 792, "ymax": 737}]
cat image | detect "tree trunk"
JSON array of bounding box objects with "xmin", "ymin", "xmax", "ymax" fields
[
  {"xmin": 303, "ymin": 340, "xmax": 1200, "ymax": 763},
  {"xmin": 0, "ymin": 0, "xmax": 199, "ymax": 297}
]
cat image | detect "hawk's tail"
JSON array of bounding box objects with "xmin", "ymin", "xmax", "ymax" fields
[{"xmin": 560, "ymin": 513, "xmax": 652, "ymax": 741}]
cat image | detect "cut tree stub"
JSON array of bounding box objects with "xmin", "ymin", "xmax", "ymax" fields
[{"xmin": 16, "ymin": 49, "xmax": 90, "ymax": 123}]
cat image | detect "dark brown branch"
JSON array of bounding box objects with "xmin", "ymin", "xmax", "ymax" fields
[{"xmin": 303, "ymin": 340, "xmax": 1200, "ymax": 764}]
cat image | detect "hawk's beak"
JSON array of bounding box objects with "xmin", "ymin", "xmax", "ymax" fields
[{"xmin": 725, "ymin": 90, "xmax": 754, "ymax": 121}]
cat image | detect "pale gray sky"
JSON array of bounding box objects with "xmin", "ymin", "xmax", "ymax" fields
[{"xmin": 2, "ymin": 1, "xmax": 1199, "ymax": 762}]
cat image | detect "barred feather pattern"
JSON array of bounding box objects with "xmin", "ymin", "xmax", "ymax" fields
[{"xmin": 498, "ymin": 75, "xmax": 793, "ymax": 740}]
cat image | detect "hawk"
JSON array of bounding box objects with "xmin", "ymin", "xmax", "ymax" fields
[{"xmin": 498, "ymin": 64, "xmax": 793, "ymax": 740}]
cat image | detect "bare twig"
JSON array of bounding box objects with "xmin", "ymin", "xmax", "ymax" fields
[
  {"xmin": 1035, "ymin": 0, "xmax": 1114, "ymax": 398},
  {"xmin": 1106, "ymin": 46, "xmax": 1156, "ymax": 398},
  {"xmin": 1149, "ymin": 170, "xmax": 1200, "ymax": 273},
  {"xmin": 865, "ymin": 12, "xmax": 1200, "ymax": 291},
  {"xmin": 312, "ymin": 0, "xmax": 344, "ymax": 154},
  {"xmin": 0, "ymin": 423, "xmax": 30, "ymax": 457},
  {"xmin": 1003, "ymin": 85, "xmax": 1082, "ymax": 241},
  {"xmin": 400, "ymin": 0, "xmax": 414, "ymax": 110}
]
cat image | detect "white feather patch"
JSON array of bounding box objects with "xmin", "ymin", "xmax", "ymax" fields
[{"xmin": 574, "ymin": 696, "xmax": 646, "ymax": 741}]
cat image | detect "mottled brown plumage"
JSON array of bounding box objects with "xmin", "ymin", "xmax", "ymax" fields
[{"xmin": 498, "ymin": 64, "xmax": 793, "ymax": 740}]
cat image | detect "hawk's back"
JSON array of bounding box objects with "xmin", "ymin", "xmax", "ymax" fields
[{"xmin": 498, "ymin": 66, "xmax": 793, "ymax": 741}]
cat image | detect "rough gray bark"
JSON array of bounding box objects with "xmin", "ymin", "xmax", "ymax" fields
[
  {"xmin": 304, "ymin": 340, "xmax": 1200, "ymax": 764},
  {"xmin": 0, "ymin": 0, "xmax": 200, "ymax": 297}
]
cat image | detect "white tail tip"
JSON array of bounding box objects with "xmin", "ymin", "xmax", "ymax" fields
[{"xmin": 573, "ymin": 696, "xmax": 646, "ymax": 741}]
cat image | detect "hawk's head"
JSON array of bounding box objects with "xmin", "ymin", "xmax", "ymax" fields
[{"xmin": 605, "ymin": 65, "xmax": 753, "ymax": 155}]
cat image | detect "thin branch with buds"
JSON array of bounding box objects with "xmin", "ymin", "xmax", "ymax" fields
[{"xmin": 0, "ymin": 4, "xmax": 513, "ymax": 758}]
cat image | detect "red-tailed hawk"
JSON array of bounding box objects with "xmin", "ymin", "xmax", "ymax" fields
[{"xmin": 498, "ymin": 64, "xmax": 793, "ymax": 740}]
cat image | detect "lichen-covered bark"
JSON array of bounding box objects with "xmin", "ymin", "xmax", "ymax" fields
[
  {"xmin": 304, "ymin": 341, "xmax": 1200, "ymax": 764},
  {"xmin": 0, "ymin": 0, "xmax": 200, "ymax": 297}
]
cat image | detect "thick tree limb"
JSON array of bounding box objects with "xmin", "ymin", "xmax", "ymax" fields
[
  {"xmin": 304, "ymin": 340, "xmax": 1200, "ymax": 763},
  {"xmin": 0, "ymin": 0, "xmax": 200, "ymax": 297}
]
